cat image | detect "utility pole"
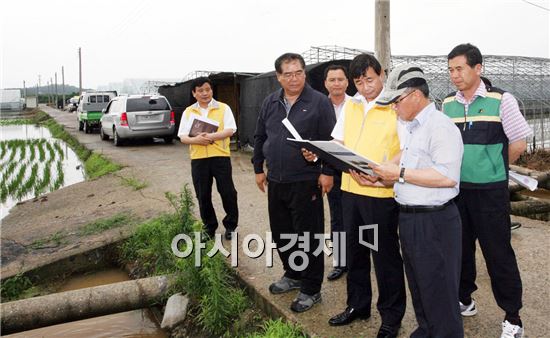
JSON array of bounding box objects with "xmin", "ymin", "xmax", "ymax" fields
[
  {"xmin": 23, "ymin": 81, "xmax": 26, "ymax": 98},
  {"xmin": 62, "ymin": 66, "xmax": 66, "ymax": 110},
  {"xmin": 47, "ymin": 80, "xmax": 50, "ymax": 105},
  {"xmin": 375, "ymin": 0, "xmax": 391, "ymax": 73},
  {"xmin": 78, "ymin": 47, "xmax": 82, "ymax": 95},
  {"xmin": 55, "ymin": 72, "xmax": 58, "ymax": 108},
  {"xmin": 50, "ymin": 77, "xmax": 54, "ymax": 106},
  {"xmin": 38, "ymin": 75, "xmax": 41, "ymax": 104}
]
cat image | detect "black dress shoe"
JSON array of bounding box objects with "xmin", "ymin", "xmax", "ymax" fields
[
  {"xmin": 377, "ymin": 323, "xmax": 400, "ymax": 338},
  {"xmin": 328, "ymin": 307, "xmax": 370, "ymax": 326},
  {"xmin": 327, "ymin": 267, "xmax": 347, "ymax": 281}
]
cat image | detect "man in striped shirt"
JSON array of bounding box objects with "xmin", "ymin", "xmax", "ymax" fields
[{"xmin": 443, "ymin": 43, "xmax": 532, "ymax": 338}]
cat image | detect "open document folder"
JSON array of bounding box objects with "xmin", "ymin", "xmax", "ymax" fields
[{"xmin": 287, "ymin": 138, "xmax": 379, "ymax": 176}]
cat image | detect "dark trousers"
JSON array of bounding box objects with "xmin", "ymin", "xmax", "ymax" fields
[
  {"xmin": 191, "ymin": 157, "xmax": 238, "ymax": 236},
  {"xmin": 343, "ymin": 192, "xmax": 406, "ymax": 326},
  {"xmin": 456, "ymin": 188, "xmax": 523, "ymax": 317},
  {"xmin": 399, "ymin": 203, "xmax": 464, "ymax": 338},
  {"xmin": 327, "ymin": 171, "xmax": 344, "ymax": 267},
  {"xmin": 268, "ymin": 180, "xmax": 324, "ymax": 295}
]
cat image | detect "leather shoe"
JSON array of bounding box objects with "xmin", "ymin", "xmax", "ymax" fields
[
  {"xmin": 328, "ymin": 307, "xmax": 370, "ymax": 326},
  {"xmin": 377, "ymin": 323, "xmax": 400, "ymax": 338},
  {"xmin": 327, "ymin": 267, "xmax": 347, "ymax": 281}
]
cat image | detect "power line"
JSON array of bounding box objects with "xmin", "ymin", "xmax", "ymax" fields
[{"xmin": 521, "ymin": 0, "xmax": 550, "ymax": 12}]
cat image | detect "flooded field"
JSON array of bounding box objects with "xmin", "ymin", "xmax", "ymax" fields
[{"xmin": 0, "ymin": 124, "xmax": 85, "ymax": 219}]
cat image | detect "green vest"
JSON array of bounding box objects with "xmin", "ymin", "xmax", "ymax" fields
[{"xmin": 442, "ymin": 87, "xmax": 509, "ymax": 189}]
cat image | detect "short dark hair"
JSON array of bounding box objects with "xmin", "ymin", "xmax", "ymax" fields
[
  {"xmin": 447, "ymin": 43, "xmax": 483, "ymax": 67},
  {"xmin": 349, "ymin": 54, "xmax": 382, "ymax": 79},
  {"xmin": 323, "ymin": 64, "xmax": 348, "ymax": 80},
  {"xmin": 191, "ymin": 77, "xmax": 212, "ymax": 93},
  {"xmin": 410, "ymin": 82, "xmax": 430, "ymax": 98},
  {"xmin": 275, "ymin": 53, "xmax": 306, "ymax": 74}
]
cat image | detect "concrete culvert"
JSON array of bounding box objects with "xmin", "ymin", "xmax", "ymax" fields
[{"xmin": 1, "ymin": 275, "xmax": 174, "ymax": 335}]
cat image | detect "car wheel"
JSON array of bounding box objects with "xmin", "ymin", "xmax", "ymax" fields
[
  {"xmin": 100, "ymin": 125, "xmax": 109, "ymax": 140},
  {"xmin": 163, "ymin": 136, "xmax": 173, "ymax": 144},
  {"xmin": 113, "ymin": 128, "xmax": 123, "ymax": 146},
  {"xmin": 78, "ymin": 120, "xmax": 84, "ymax": 131}
]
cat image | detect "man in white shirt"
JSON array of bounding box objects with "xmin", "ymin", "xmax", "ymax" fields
[
  {"xmin": 323, "ymin": 64, "xmax": 351, "ymax": 281},
  {"xmin": 178, "ymin": 77, "xmax": 238, "ymax": 240}
]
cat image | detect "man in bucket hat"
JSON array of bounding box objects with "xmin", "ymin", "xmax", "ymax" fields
[{"xmin": 373, "ymin": 64, "xmax": 465, "ymax": 337}]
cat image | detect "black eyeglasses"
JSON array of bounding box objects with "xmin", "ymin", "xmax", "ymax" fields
[{"xmin": 393, "ymin": 90, "xmax": 416, "ymax": 105}]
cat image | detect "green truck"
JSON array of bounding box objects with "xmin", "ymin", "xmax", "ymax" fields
[{"xmin": 77, "ymin": 91, "xmax": 117, "ymax": 133}]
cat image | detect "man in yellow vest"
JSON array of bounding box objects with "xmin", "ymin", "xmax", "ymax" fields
[
  {"xmin": 178, "ymin": 77, "xmax": 238, "ymax": 240},
  {"xmin": 327, "ymin": 54, "xmax": 406, "ymax": 338}
]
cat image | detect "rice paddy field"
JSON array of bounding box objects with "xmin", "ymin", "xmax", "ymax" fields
[{"xmin": 1, "ymin": 123, "xmax": 85, "ymax": 219}]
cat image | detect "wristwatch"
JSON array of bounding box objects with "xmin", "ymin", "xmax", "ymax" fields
[{"xmin": 399, "ymin": 167, "xmax": 406, "ymax": 184}]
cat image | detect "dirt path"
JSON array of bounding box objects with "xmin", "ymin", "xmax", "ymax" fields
[{"xmin": 2, "ymin": 105, "xmax": 549, "ymax": 337}]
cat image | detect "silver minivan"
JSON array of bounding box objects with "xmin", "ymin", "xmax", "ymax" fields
[{"xmin": 99, "ymin": 94, "xmax": 175, "ymax": 146}]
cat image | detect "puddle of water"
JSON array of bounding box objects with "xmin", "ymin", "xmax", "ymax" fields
[
  {"xmin": 4, "ymin": 309, "xmax": 167, "ymax": 338},
  {"xmin": 1, "ymin": 125, "xmax": 85, "ymax": 219},
  {"xmin": 1, "ymin": 124, "xmax": 53, "ymax": 140},
  {"xmin": 57, "ymin": 268, "xmax": 131, "ymax": 292}
]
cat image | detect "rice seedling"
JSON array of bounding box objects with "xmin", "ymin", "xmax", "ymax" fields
[
  {"xmin": 53, "ymin": 141, "xmax": 64, "ymax": 160},
  {"xmin": 18, "ymin": 163, "xmax": 39, "ymax": 199},
  {"xmin": 45, "ymin": 141, "xmax": 55, "ymax": 161},
  {"xmin": 52, "ymin": 160, "xmax": 64, "ymax": 190},
  {"xmin": 7, "ymin": 163, "xmax": 28, "ymax": 198},
  {"xmin": 34, "ymin": 162, "xmax": 51, "ymax": 197},
  {"xmin": 37, "ymin": 141, "xmax": 46, "ymax": 162},
  {"xmin": 0, "ymin": 119, "xmax": 33, "ymax": 126}
]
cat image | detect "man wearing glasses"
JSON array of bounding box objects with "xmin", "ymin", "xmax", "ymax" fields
[
  {"xmin": 374, "ymin": 64, "xmax": 464, "ymax": 337},
  {"xmin": 252, "ymin": 53, "xmax": 335, "ymax": 313},
  {"xmin": 324, "ymin": 54, "xmax": 406, "ymax": 338}
]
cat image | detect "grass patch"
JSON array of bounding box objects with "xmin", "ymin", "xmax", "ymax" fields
[
  {"xmin": 0, "ymin": 274, "xmax": 33, "ymax": 302},
  {"xmin": 79, "ymin": 213, "xmax": 136, "ymax": 235},
  {"xmin": 0, "ymin": 119, "xmax": 34, "ymax": 126},
  {"xmin": 119, "ymin": 175, "xmax": 148, "ymax": 191},
  {"xmin": 247, "ymin": 319, "xmax": 306, "ymax": 338},
  {"xmin": 29, "ymin": 231, "xmax": 69, "ymax": 249},
  {"xmin": 120, "ymin": 185, "xmax": 249, "ymax": 336},
  {"xmin": 85, "ymin": 153, "xmax": 121, "ymax": 179}
]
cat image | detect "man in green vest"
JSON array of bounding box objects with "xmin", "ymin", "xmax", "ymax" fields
[{"xmin": 443, "ymin": 43, "xmax": 532, "ymax": 338}]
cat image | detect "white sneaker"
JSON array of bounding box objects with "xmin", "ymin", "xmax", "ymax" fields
[
  {"xmin": 459, "ymin": 299, "xmax": 478, "ymax": 316},
  {"xmin": 501, "ymin": 320, "xmax": 524, "ymax": 338}
]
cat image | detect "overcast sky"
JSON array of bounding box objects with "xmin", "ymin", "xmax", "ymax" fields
[{"xmin": 1, "ymin": 0, "xmax": 548, "ymax": 89}]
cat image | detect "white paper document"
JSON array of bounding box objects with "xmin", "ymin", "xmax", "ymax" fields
[
  {"xmin": 509, "ymin": 171, "xmax": 538, "ymax": 191},
  {"xmin": 282, "ymin": 118, "xmax": 303, "ymax": 141},
  {"xmin": 287, "ymin": 138, "xmax": 379, "ymax": 176}
]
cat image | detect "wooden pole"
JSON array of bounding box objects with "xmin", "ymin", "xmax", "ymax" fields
[{"xmin": 375, "ymin": 0, "xmax": 391, "ymax": 74}]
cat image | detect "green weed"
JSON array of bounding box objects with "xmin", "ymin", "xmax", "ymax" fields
[
  {"xmin": 119, "ymin": 175, "xmax": 148, "ymax": 191},
  {"xmin": 29, "ymin": 231, "xmax": 68, "ymax": 249},
  {"xmin": 79, "ymin": 213, "xmax": 136, "ymax": 236},
  {"xmin": 0, "ymin": 274, "xmax": 33, "ymax": 301},
  {"xmin": 246, "ymin": 319, "xmax": 307, "ymax": 338}
]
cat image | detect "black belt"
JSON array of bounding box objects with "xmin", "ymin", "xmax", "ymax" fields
[{"xmin": 399, "ymin": 200, "xmax": 454, "ymax": 213}]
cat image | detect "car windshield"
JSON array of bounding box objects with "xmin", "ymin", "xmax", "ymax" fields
[{"xmin": 126, "ymin": 97, "xmax": 169, "ymax": 112}]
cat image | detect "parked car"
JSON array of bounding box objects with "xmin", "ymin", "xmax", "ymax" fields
[
  {"xmin": 99, "ymin": 94, "xmax": 175, "ymax": 146},
  {"xmin": 77, "ymin": 91, "xmax": 117, "ymax": 133}
]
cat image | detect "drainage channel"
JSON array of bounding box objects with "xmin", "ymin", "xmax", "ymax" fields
[{"xmin": 3, "ymin": 267, "xmax": 167, "ymax": 337}]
